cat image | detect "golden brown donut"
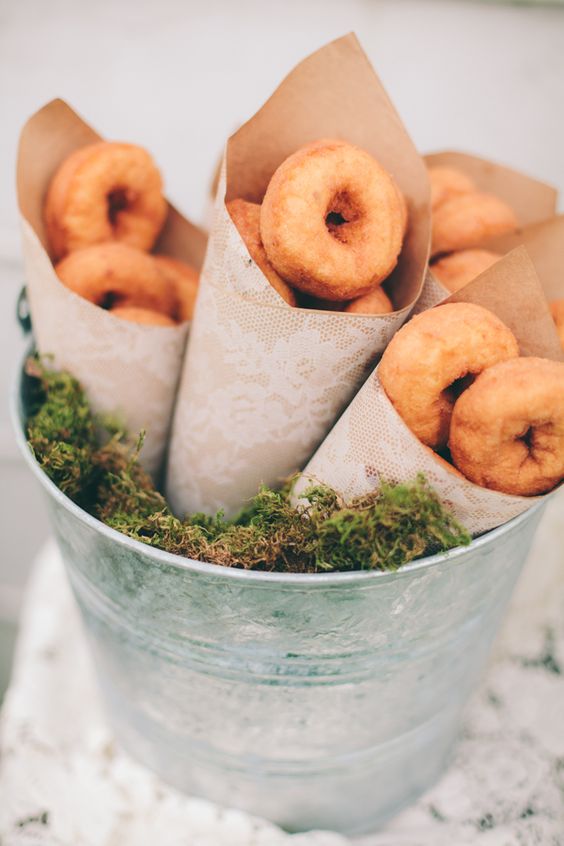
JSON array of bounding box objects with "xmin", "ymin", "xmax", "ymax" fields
[
  {"xmin": 44, "ymin": 141, "xmax": 167, "ymax": 259},
  {"xmin": 55, "ymin": 243, "xmax": 176, "ymax": 314},
  {"xmin": 110, "ymin": 306, "xmax": 177, "ymax": 327},
  {"xmin": 431, "ymin": 249, "xmax": 501, "ymax": 293},
  {"xmin": 550, "ymin": 300, "xmax": 564, "ymax": 350},
  {"xmin": 345, "ymin": 286, "xmax": 394, "ymax": 315},
  {"xmin": 450, "ymin": 357, "xmax": 564, "ymax": 495},
  {"xmin": 379, "ymin": 302, "xmax": 519, "ymax": 449},
  {"xmin": 431, "ymin": 192, "xmax": 518, "ymax": 257},
  {"xmin": 153, "ymin": 255, "xmax": 200, "ymax": 322},
  {"xmin": 227, "ymin": 198, "xmax": 296, "ymax": 306},
  {"xmin": 260, "ymin": 139, "xmax": 405, "ymax": 301},
  {"xmin": 427, "ymin": 166, "xmax": 476, "ymax": 211}
]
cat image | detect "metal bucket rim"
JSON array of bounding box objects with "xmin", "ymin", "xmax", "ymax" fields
[{"xmin": 12, "ymin": 351, "xmax": 544, "ymax": 586}]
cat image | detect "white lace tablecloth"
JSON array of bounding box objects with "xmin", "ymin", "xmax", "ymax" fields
[{"xmin": 1, "ymin": 491, "xmax": 563, "ymax": 846}]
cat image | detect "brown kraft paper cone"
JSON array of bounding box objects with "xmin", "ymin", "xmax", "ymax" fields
[
  {"xmin": 418, "ymin": 151, "xmax": 558, "ymax": 311},
  {"xmin": 298, "ymin": 247, "xmax": 563, "ymax": 535},
  {"xmin": 165, "ymin": 33, "xmax": 431, "ymax": 517},
  {"xmin": 17, "ymin": 99, "xmax": 207, "ymax": 477}
]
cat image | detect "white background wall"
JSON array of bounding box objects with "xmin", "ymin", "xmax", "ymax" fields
[{"xmin": 1, "ymin": 0, "xmax": 563, "ymax": 680}]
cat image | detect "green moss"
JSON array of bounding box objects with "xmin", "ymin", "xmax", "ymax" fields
[{"xmin": 25, "ymin": 357, "xmax": 471, "ymax": 573}]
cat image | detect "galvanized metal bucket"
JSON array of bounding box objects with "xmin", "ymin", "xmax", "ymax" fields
[{"xmin": 12, "ymin": 352, "xmax": 544, "ymax": 835}]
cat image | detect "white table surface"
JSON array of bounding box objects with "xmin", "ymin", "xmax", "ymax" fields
[{"xmin": 1, "ymin": 487, "xmax": 563, "ymax": 845}]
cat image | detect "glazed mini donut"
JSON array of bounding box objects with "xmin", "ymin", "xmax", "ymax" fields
[
  {"xmin": 110, "ymin": 306, "xmax": 177, "ymax": 327},
  {"xmin": 431, "ymin": 249, "xmax": 501, "ymax": 293},
  {"xmin": 55, "ymin": 243, "xmax": 176, "ymax": 314},
  {"xmin": 153, "ymin": 255, "xmax": 200, "ymax": 322},
  {"xmin": 550, "ymin": 300, "xmax": 564, "ymax": 350},
  {"xmin": 260, "ymin": 139, "xmax": 405, "ymax": 301},
  {"xmin": 227, "ymin": 198, "xmax": 296, "ymax": 306},
  {"xmin": 427, "ymin": 166, "xmax": 476, "ymax": 211},
  {"xmin": 44, "ymin": 141, "xmax": 168, "ymax": 259},
  {"xmin": 431, "ymin": 192, "xmax": 518, "ymax": 257},
  {"xmin": 450, "ymin": 357, "xmax": 564, "ymax": 496},
  {"xmin": 345, "ymin": 285, "xmax": 394, "ymax": 315},
  {"xmin": 379, "ymin": 302, "xmax": 519, "ymax": 449}
]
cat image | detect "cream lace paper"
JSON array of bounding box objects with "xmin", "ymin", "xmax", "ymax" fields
[
  {"xmin": 166, "ymin": 170, "xmax": 413, "ymax": 516},
  {"xmin": 22, "ymin": 219, "xmax": 188, "ymax": 477}
]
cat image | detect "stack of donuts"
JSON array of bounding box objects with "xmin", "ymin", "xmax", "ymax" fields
[
  {"xmin": 227, "ymin": 139, "xmax": 407, "ymax": 315},
  {"xmin": 427, "ymin": 164, "xmax": 516, "ymax": 293},
  {"xmin": 45, "ymin": 141, "xmax": 199, "ymax": 326},
  {"xmin": 427, "ymin": 164, "xmax": 564, "ymax": 350},
  {"xmin": 379, "ymin": 302, "xmax": 564, "ymax": 497}
]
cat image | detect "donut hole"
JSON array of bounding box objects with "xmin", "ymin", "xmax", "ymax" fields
[
  {"xmin": 444, "ymin": 372, "xmax": 476, "ymax": 405},
  {"xmin": 325, "ymin": 191, "xmax": 359, "ymax": 243},
  {"xmin": 98, "ymin": 290, "xmax": 122, "ymax": 310},
  {"xmin": 519, "ymin": 426, "xmax": 535, "ymax": 451},
  {"xmin": 107, "ymin": 187, "xmax": 135, "ymax": 226}
]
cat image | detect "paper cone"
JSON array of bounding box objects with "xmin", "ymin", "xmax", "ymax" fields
[
  {"xmin": 17, "ymin": 99, "xmax": 207, "ymax": 477},
  {"xmin": 165, "ymin": 33, "xmax": 431, "ymax": 517},
  {"xmin": 418, "ymin": 151, "xmax": 558, "ymax": 309},
  {"xmin": 298, "ymin": 247, "xmax": 563, "ymax": 535}
]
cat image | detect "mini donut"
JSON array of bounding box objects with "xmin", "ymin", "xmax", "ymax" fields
[
  {"xmin": 153, "ymin": 255, "xmax": 200, "ymax": 322},
  {"xmin": 550, "ymin": 300, "xmax": 564, "ymax": 350},
  {"xmin": 227, "ymin": 198, "xmax": 296, "ymax": 306},
  {"xmin": 379, "ymin": 302, "xmax": 519, "ymax": 449},
  {"xmin": 110, "ymin": 306, "xmax": 177, "ymax": 327},
  {"xmin": 431, "ymin": 192, "xmax": 518, "ymax": 257},
  {"xmin": 450, "ymin": 357, "xmax": 564, "ymax": 496},
  {"xmin": 345, "ymin": 286, "xmax": 394, "ymax": 315},
  {"xmin": 260, "ymin": 139, "xmax": 405, "ymax": 301},
  {"xmin": 55, "ymin": 243, "xmax": 176, "ymax": 314},
  {"xmin": 431, "ymin": 249, "xmax": 501, "ymax": 293},
  {"xmin": 44, "ymin": 141, "xmax": 168, "ymax": 259},
  {"xmin": 427, "ymin": 166, "xmax": 476, "ymax": 211}
]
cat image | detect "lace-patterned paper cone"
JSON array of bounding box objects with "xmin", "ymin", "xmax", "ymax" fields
[
  {"xmin": 419, "ymin": 151, "xmax": 558, "ymax": 309},
  {"xmin": 17, "ymin": 99, "xmax": 207, "ymax": 477},
  {"xmin": 165, "ymin": 33, "xmax": 431, "ymax": 517},
  {"xmin": 298, "ymin": 247, "xmax": 563, "ymax": 535}
]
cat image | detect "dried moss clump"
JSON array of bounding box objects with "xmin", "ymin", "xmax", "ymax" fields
[{"xmin": 25, "ymin": 357, "xmax": 471, "ymax": 573}]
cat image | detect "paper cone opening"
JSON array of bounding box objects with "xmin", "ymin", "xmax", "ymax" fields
[{"xmin": 226, "ymin": 33, "xmax": 431, "ymax": 311}]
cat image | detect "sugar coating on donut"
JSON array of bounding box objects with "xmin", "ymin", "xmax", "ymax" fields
[
  {"xmin": 431, "ymin": 249, "xmax": 501, "ymax": 293},
  {"xmin": 378, "ymin": 302, "xmax": 520, "ymax": 449},
  {"xmin": 260, "ymin": 139, "xmax": 406, "ymax": 301},
  {"xmin": 153, "ymin": 255, "xmax": 200, "ymax": 322},
  {"xmin": 226, "ymin": 199, "xmax": 296, "ymax": 306},
  {"xmin": 450, "ymin": 357, "xmax": 564, "ymax": 496},
  {"xmin": 431, "ymin": 192, "xmax": 518, "ymax": 257},
  {"xmin": 550, "ymin": 300, "xmax": 564, "ymax": 350},
  {"xmin": 55, "ymin": 242, "xmax": 176, "ymax": 315},
  {"xmin": 345, "ymin": 285, "xmax": 393, "ymax": 315},
  {"xmin": 427, "ymin": 166, "xmax": 476, "ymax": 211},
  {"xmin": 110, "ymin": 306, "xmax": 177, "ymax": 327},
  {"xmin": 44, "ymin": 141, "xmax": 168, "ymax": 259}
]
